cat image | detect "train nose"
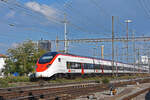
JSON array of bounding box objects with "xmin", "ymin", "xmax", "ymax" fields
[
  {"xmin": 35, "ymin": 72, "xmax": 43, "ymax": 78},
  {"xmin": 36, "ymin": 64, "xmax": 48, "ymax": 72}
]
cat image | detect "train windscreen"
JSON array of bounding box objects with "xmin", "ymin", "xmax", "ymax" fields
[{"xmin": 38, "ymin": 52, "xmax": 57, "ymax": 64}]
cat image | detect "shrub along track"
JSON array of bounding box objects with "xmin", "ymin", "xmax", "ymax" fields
[{"xmin": 0, "ymin": 78, "xmax": 150, "ymax": 100}]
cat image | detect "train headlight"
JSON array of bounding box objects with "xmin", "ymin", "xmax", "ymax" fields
[{"xmin": 46, "ymin": 64, "xmax": 51, "ymax": 68}]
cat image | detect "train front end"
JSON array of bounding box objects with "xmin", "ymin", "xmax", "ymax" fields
[{"xmin": 35, "ymin": 52, "xmax": 58, "ymax": 78}]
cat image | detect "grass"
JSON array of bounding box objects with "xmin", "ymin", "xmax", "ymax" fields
[
  {"xmin": 0, "ymin": 74, "xmax": 149, "ymax": 88},
  {"xmin": 49, "ymin": 76, "xmax": 101, "ymax": 83},
  {"xmin": 0, "ymin": 78, "xmax": 9, "ymax": 88},
  {"xmin": 0, "ymin": 76, "xmax": 30, "ymax": 88},
  {"xmin": 101, "ymin": 77, "xmax": 110, "ymax": 84},
  {"xmin": 5, "ymin": 76, "xmax": 29, "ymax": 83}
]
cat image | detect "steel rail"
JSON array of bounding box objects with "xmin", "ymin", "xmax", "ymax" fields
[
  {"xmin": 1, "ymin": 77, "xmax": 150, "ymax": 100},
  {"xmin": 122, "ymin": 87, "xmax": 150, "ymax": 100}
]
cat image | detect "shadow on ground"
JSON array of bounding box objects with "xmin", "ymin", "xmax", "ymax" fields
[{"xmin": 145, "ymin": 90, "xmax": 150, "ymax": 100}]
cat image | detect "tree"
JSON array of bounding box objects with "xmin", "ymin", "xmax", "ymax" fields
[{"xmin": 3, "ymin": 40, "xmax": 46, "ymax": 76}]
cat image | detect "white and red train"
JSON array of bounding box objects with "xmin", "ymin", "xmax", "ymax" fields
[{"xmin": 35, "ymin": 52, "xmax": 149, "ymax": 78}]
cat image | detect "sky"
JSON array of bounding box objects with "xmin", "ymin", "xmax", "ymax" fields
[{"xmin": 0, "ymin": 0, "xmax": 150, "ymax": 63}]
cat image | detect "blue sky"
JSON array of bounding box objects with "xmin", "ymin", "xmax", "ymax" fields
[{"xmin": 0, "ymin": 0, "xmax": 150, "ymax": 63}]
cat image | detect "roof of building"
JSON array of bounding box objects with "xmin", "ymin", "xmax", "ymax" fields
[{"xmin": 0, "ymin": 54, "xmax": 6, "ymax": 58}]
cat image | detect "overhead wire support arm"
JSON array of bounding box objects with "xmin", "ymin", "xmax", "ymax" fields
[{"xmin": 50, "ymin": 36, "xmax": 150, "ymax": 43}]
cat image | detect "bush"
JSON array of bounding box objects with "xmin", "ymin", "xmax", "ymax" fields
[
  {"xmin": 5, "ymin": 76, "xmax": 29, "ymax": 83},
  {"xmin": 0, "ymin": 76, "xmax": 30, "ymax": 88},
  {"xmin": 0, "ymin": 78, "xmax": 9, "ymax": 88},
  {"xmin": 102, "ymin": 78, "xmax": 110, "ymax": 84}
]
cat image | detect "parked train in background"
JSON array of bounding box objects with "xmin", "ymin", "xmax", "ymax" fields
[{"xmin": 34, "ymin": 52, "xmax": 149, "ymax": 79}]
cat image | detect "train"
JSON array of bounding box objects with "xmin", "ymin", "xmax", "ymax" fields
[{"xmin": 34, "ymin": 52, "xmax": 149, "ymax": 79}]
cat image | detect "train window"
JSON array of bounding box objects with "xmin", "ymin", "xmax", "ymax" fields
[
  {"xmin": 67, "ymin": 62, "xmax": 81, "ymax": 69},
  {"xmin": 118, "ymin": 66, "xmax": 123, "ymax": 71},
  {"xmin": 39, "ymin": 55, "xmax": 53, "ymax": 64},
  {"xmin": 114, "ymin": 66, "xmax": 116, "ymax": 70},
  {"xmin": 70, "ymin": 62, "xmax": 75, "ymax": 69},
  {"xmin": 67, "ymin": 62, "xmax": 70, "ymax": 69},
  {"xmin": 109, "ymin": 66, "xmax": 112, "ymax": 70},
  {"xmin": 95, "ymin": 64, "xmax": 100, "ymax": 69},
  {"xmin": 87, "ymin": 63, "xmax": 90, "ymax": 69},
  {"xmin": 75, "ymin": 63, "xmax": 80, "ymax": 69},
  {"xmin": 79, "ymin": 63, "xmax": 82, "ymax": 69},
  {"xmin": 58, "ymin": 58, "xmax": 61, "ymax": 62},
  {"xmin": 105, "ymin": 65, "xmax": 112, "ymax": 70},
  {"xmin": 83, "ymin": 63, "xmax": 87, "ymax": 69},
  {"xmin": 90, "ymin": 64, "xmax": 94, "ymax": 69}
]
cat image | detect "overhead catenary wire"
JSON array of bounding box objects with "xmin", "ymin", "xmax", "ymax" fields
[
  {"xmin": 89, "ymin": 0, "xmax": 141, "ymax": 38},
  {"xmin": 64, "ymin": 1, "xmax": 111, "ymax": 33},
  {"xmin": 1, "ymin": 0, "xmax": 113, "ymax": 37},
  {"xmin": 88, "ymin": 0, "xmax": 125, "ymax": 37},
  {"xmin": 55, "ymin": 0, "xmax": 112, "ymax": 37},
  {"xmin": 138, "ymin": 0, "xmax": 150, "ymax": 19},
  {"xmin": 0, "ymin": 0, "xmax": 67, "ymax": 38},
  {"xmin": 55, "ymin": 0, "xmax": 102, "ymax": 35},
  {"xmin": 1, "ymin": 0, "xmax": 150, "ymax": 64},
  {"xmin": 0, "ymin": 0, "xmax": 102, "ymax": 53},
  {"xmin": 0, "ymin": 1, "xmax": 68, "ymax": 42},
  {"xmin": 0, "ymin": 0, "xmax": 64, "ymax": 26}
]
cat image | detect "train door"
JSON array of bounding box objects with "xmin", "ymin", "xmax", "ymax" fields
[{"xmin": 57, "ymin": 57, "xmax": 66, "ymax": 72}]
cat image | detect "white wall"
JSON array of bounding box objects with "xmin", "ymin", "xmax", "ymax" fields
[{"xmin": 0, "ymin": 58, "xmax": 5, "ymax": 76}]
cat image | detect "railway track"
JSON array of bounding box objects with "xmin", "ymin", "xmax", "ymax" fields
[
  {"xmin": 0, "ymin": 77, "xmax": 150, "ymax": 100},
  {"xmin": 0, "ymin": 80, "xmax": 97, "ymax": 92},
  {"xmin": 122, "ymin": 87, "xmax": 150, "ymax": 100}
]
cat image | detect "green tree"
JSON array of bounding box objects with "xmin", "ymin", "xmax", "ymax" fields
[{"xmin": 3, "ymin": 40, "xmax": 46, "ymax": 76}]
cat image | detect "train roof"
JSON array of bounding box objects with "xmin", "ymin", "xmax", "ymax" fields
[{"xmin": 47, "ymin": 52, "xmax": 133, "ymax": 66}]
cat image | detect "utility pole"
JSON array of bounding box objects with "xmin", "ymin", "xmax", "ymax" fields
[
  {"xmin": 93, "ymin": 47, "xmax": 96, "ymax": 58},
  {"xmin": 64, "ymin": 13, "xmax": 68, "ymax": 53},
  {"xmin": 116, "ymin": 46, "xmax": 118, "ymax": 77},
  {"xmin": 56, "ymin": 35, "xmax": 59, "ymax": 52},
  {"xmin": 137, "ymin": 48, "xmax": 140, "ymax": 70},
  {"xmin": 125, "ymin": 20, "xmax": 132, "ymax": 63},
  {"xmin": 123, "ymin": 43, "xmax": 126, "ymax": 72},
  {"xmin": 112, "ymin": 16, "xmax": 114, "ymax": 77},
  {"xmin": 132, "ymin": 30, "xmax": 136, "ymax": 74},
  {"xmin": 147, "ymin": 48, "xmax": 150, "ymax": 73},
  {"xmin": 148, "ymin": 49, "xmax": 150, "ymax": 73},
  {"xmin": 101, "ymin": 45, "xmax": 104, "ymax": 59}
]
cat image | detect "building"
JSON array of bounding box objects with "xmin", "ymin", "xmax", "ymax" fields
[
  {"xmin": 0, "ymin": 54, "xmax": 6, "ymax": 77},
  {"xmin": 141, "ymin": 56, "xmax": 149, "ymax": 64},
  {"xmin": 38, "ymin": 40, "xmax": 51, "ymax": 52}
]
